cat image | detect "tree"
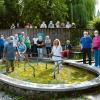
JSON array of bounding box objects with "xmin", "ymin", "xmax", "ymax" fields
[
  {"xmin": 22, "ymin": 0, "xmax": 68, "ymax": 26},
  {"xmin": 88, "ymin": 17, "xmax": 100, "ymax": 32},
  {"xmin": 2, "ymin": 0, "xmax": 20, "ymax": 28},
  {"xmin": 70, "ymin": 0, "xmax": 96, "ymax": 28}
]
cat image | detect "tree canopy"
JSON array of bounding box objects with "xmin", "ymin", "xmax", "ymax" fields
[{"xmin": 0, "ymin": 0, "xmax": 96, "ymax": 29}]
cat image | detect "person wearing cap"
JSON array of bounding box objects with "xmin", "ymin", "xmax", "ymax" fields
[
  {"xmin": 80, "ymin": 31, "xmax": 92, "ymax": 65},
  {"xmin": 92, "ymin": 30, "xmax": 100, "ymax": 67},
  {"xmin": 45, "ymin": 35, "xmax": 51, "ymax": 57},
  {"xmin": 3, "ymin": 37, "xmax": 17, "ymax": 72}
]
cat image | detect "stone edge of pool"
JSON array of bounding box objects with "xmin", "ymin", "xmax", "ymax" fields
[{"xmin": 0, "ymin": 60, "xmax": 100, "ymax": 92}]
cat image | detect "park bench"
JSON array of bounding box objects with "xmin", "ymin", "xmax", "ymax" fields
[{"xmin": 71, "ymin": 46, "xmax": 82, "ymax": 59}]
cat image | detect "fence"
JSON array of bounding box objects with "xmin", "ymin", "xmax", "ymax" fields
[{"xmin": 0, "ymin": 28, "xmax": 94, "ymax": 46}]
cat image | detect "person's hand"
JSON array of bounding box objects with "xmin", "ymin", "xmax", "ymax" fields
[
  {"xmin": 49, "ymin": 53, "xmax": 52, "ymax": 57},
  {"xmin": 91, "ymin": 48, "xmax": 94, "ymax": 53}
]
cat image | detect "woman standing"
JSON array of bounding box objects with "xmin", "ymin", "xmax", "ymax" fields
[
  {"xmin": 92, "ymin": 30, "xmax": 100, "ymax": 67},
  {"xmin": 51, "ymin": 39, "xmax": 62, "ymax": 70}
]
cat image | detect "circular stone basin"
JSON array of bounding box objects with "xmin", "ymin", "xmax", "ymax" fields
[
  {"xmin": 0, "ymin": 61, "xmax": 97, "ymax": 84},
  {"xmin": 0, "ymin": 59, "xmax": 100, "ymax": 94}
]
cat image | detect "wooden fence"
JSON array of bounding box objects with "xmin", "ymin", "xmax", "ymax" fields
[{"xmin": 0, "ymin": 28, "xmax": 94, "ymax": 46}]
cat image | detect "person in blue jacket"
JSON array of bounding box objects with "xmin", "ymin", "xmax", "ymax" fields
[
  {"xmin": 80, "ymin": 31, "xmax": 92, "ymax": 65},
  {"xmin": 0, "ymin": 35, "xmax": 4, "ymax": 59}
]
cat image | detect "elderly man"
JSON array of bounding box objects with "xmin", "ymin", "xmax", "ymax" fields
[
  {"xmin": 80, "ymin": 31, "xmax": 92, "ymax": 65},
  {"xmin": 3, "ymin": 37, "xmax": 17, "ymax": 72}
]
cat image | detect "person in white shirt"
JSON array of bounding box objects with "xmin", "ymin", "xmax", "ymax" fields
[
  {"xmin": 65, "ymin": 21, "xmax": 72, "ymax": 29},
  {"xmin": 51, "ymin": 39, "xmax": 62, "ymax": 70},
  {"xmin": 13, "ymin": 34, "xmax": 19, "ymax": 47},
  {"xmin": 40, "ymin": 21, "xmax": 47, "ymax": 28},
  {"xmin": 55, "ymin": 21, "xmax": 60, "ymax": 28}
]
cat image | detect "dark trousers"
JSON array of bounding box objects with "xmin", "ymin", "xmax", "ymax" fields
[
  {"xmin": 82, "ymin": 48, "xmax": 91, "ymax": 65},
  {"xmin": 0, "ymin": 46, "xmax": 4, "ymax": 59},
  {"xmin": 26, "ymin": 48, "xmax": 31, "ymax": 57},
  {"xmin": 46, "ymin": 47, "xmax": 51, "ymax": 57}
]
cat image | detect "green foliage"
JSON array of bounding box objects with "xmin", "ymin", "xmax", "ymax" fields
[
  {"xmin": 22, "ymin": 0, "xmax": 68, "ymax": 26},
  {"xmin": 72, "ymin": 0, "xmax": 95, "ymax": 28},
  {"xmin": 4, "ymin": 0, "xmax": 20, "ymax": 27},
  {"xmin": 88, "ymin": 17, "xmax": 100, "ymax": 32},
  {"xmin": 0, "ymin": 0, "xmax": 96, "ymax": 28}
]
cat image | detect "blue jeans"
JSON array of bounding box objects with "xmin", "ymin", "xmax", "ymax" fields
[
  {"xmin": 94, "ymin": 49, "xmax": 100, "ymax": 67},
  {"xmin": 37, "ymin": 48, "xmax": 43, "ymax": 58}
]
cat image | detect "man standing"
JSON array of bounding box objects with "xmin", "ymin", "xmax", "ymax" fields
[
  {"xmin": 3, "ymin": 37, "xmax": 16, "ymax": 72},
  {"xmin": 80, "ymin": 31, "xmax": 92, "ymax": 65}
]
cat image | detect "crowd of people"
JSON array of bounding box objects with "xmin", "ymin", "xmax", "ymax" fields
[
  {"xmin": 0, "ymin": 30, "xmax": 100, "ymax": 73},
  {"xmin": 10, "ymin": 21, "xmax": 76, "ymax": 29}
]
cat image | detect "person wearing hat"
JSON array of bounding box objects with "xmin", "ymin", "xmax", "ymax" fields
[
  {"xmin": 92, "ymin": 30, "xmax": 100, "ymax": 67},
  {"xmin": 80, "ymin": 31, "xmax": 92, "ymax": 65},
  {"xmin": 3, "ymin": 37, "xmax": 17, "ymax": 72}
]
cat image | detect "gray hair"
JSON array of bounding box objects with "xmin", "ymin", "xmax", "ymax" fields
[{"xmin": 94, "ymin": 30, "xmax": 98, "ymax": 34}]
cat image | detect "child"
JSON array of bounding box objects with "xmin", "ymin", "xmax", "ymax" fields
[
  {"xmin": 51, "ymin": 39, "xmax": 62, "ymax": 70},
  {"xmin": 3, "ymin": 37, "xmax": 16, "ymax": 72}
]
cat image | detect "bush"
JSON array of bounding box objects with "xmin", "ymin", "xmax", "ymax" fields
[{"xmin": 88, "ymin": 17, "xmax": 100, "ymax": 33}]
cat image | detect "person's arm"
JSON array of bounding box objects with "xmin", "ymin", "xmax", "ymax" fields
[
  {"xmin": 80, "ymin": 38, "xmax": 83, "ymax": 50},
  {"xmin": 3, "ymin": 46, "xmax": 7, "ymax": 59},
  {"xmin": 50, "ymin": 47, "xmax": 53, "ymax": 56}
]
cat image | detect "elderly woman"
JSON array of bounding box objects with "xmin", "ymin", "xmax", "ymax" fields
[{"xmin": 92, "ymin": 30, "xmax": 100, "ymax": 68}]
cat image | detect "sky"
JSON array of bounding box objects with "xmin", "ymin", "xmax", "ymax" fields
[{"xmin": 96, "ymin": 0, "xmax": 100, "ymax": 15}]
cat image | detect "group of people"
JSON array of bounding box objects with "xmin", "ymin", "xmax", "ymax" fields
[
  {"xmin": 0, "ymin": 29, "xmax": 100, "ymax": 73},
  {"xmin": 10, "ymin": 21, "xmax": 76, "ymax": 29},
  {"xmin": 40, "ymin": 21, "xmax": 75, "ymax": 29},
  {"xmin": 0, "ymin": 31, "xmax": 72, "ymax": 73},
  {"xmin": 80, "ymin": 30, "xmax": 100, "ymax": 67}
]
